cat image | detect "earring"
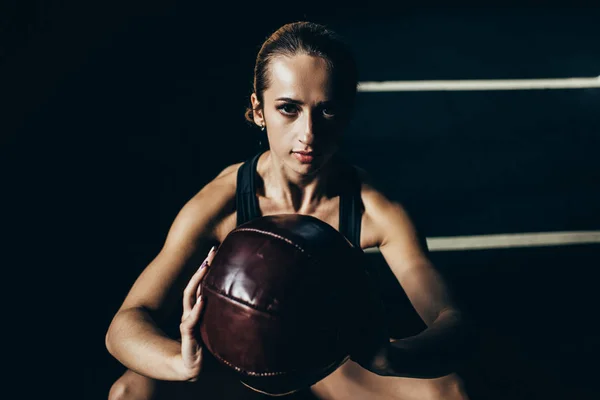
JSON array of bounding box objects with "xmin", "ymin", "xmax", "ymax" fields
[{"xmin": 258, "ymin": 124, "xmax": 267, "ymax": 149}]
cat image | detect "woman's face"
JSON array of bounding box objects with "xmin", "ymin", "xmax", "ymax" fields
[{"xmin": 252, "ymin": 54, "xmax": 348, "ymax": 176}]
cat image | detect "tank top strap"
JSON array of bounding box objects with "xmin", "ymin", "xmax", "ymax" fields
[
  {"xmin": 235, "ymin": 152, "xmax": 263, "ymax": 227},
  {"xmin": 338, "ymin": 164, "xmax": 364, "ymax": 250}
]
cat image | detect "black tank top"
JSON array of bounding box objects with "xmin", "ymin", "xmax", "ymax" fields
[{"xmin": 235, "ymin": 151, "xmax": 363, "ymax": 249}]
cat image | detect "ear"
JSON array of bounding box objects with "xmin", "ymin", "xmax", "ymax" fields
[{"xmin": 250, "ymin": 93, "xmax": 264, "ymax": 127}]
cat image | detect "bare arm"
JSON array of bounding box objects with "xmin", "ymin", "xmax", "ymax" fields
[
  {"xmin": 105, "ymin": 167, "xmax": 237, "ymax": 381},
  {"xmin": 360, "ymin": 187, "xmax": 477, "ymax": 378}
]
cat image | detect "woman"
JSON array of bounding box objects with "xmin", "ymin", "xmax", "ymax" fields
[{"xmin": 105, "ymin": 21, "xmax": 475, "ymax": 399}]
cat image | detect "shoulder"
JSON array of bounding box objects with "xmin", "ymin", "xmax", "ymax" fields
[
  {"xmin": 353, "ymin": 165, "xmax": 402, "ymax": 217},
  {"xmin": 188, "ymin": 161, "xmax": 243, "ymax": 210},
  {"xmin": 166, "ymin": 162, "xmax": 244, "ymax": 245},
  {"xmin": 214, "ymin": 161, "xmax": 245, "ymax": 181},
  {"xmin": 353, "ymin": 166, "xmax": 418, "ymax": 248},
  {"xmin": 189, "ymin": 162, "xmax": 243, "ymax": 210}
]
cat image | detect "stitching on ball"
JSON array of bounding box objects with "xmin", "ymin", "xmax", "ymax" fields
[{"xmin": 233, "ymin": 228, "xmax": 308, "ymax": 254}]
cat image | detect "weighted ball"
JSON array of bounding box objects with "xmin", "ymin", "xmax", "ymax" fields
[{"xmin": 199, "ymin": 214, "xmax": 367, "ymax": 395}]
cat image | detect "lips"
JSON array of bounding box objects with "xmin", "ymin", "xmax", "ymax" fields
[{"xmin": 292, "ymin": 150, "xmax": 316, "ymax": 164}]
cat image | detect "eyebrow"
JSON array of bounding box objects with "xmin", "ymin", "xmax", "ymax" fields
[
  {"xmin": 275, "ymin": 97, "xmax": 303, "ymax": 104},
  {"xmin": 275, "ymin": 97, "xmax": 332, "ymax": 106}
]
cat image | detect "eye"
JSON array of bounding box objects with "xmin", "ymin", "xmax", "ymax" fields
[
  {"xmin": 277, "ymin": 103, "xmax": 298, "ymax": 116},
  {"xmin": 322, "ymin": 107, "xmax": 336, "ymax": 118},
  {"xmin": 321, "ymin": 105, "xmax": 337, "ymax": 119}
]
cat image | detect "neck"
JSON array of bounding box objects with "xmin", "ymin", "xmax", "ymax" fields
[{"xmin": 260, "ymin": 151, "xmax": 341, "ymax": 213}]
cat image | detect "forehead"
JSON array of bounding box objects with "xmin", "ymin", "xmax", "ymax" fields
[{"xmin": 265, "ymin": 54, "xmax": 333, "ymax": 100}]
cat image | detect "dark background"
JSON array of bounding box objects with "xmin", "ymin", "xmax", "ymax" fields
[{"xmin": 2, "ymin": 1, "xmax": 599, "ymax": 399}]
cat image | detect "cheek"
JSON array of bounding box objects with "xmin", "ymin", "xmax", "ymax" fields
[
  {"xmin": 267, "ymin": 120, "xmax": 296, "ymax": 142},
  {"xmin": 265, "ymin": 109, "xmax": 290, "ymax": 133},
  {"xmin": 265, "ymin": 127, "xmax": 291, "ymax": 152}
]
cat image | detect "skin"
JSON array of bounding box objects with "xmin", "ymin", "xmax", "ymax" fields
[{"xmin": 105, "ymin": 53, "xmax": 470, "ymax": 399}]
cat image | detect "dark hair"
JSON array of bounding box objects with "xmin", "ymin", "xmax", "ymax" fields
[{"xmin": 244, "ymin": 21, "xmax": 359, "ymax": 125}]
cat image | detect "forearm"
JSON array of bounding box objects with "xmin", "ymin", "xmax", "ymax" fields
[
  {"xmin": 105, "ymin": 307, "xmax": 190, "ymax": 381},
  {"xmin": 387, "ymin": 309, "xmax": 477, "ymax": 378}
]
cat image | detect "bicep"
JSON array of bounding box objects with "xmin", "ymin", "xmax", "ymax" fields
[
  {"xmin": 376, "ymin": 202, "xmax": 457, "ymax": 326},
  {"xmin": 118, "ymin": 195, "xmax": 219, "ymax": 315}
]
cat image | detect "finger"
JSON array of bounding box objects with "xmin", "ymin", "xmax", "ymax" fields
[
  {"xmin": 205, "ymin": 245, "xmax": 217, "ymax": 265},
  {"xmin": 183, "ymin": 260, "xmax": 211, "ymax": 318},
  {"xmin": 181, "ymin": 296, "xmax": 205, "ymax": 335},
  {"xmin": 183, "ymin": 246, "xmax": 217, "ymax": 318},
  {"xmin": 196, "ymin": 246, "xmax": 217, "ymax": 299}
]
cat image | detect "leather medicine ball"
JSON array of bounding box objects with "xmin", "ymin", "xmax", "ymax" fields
[{"xmin": 199, "ymin": 214, "xmax": 366, "ymax": 395}]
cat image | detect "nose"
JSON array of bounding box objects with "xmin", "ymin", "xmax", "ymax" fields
[{"xmin": 299, "ymin": 113, "xmax": 315, "ymax": 146}]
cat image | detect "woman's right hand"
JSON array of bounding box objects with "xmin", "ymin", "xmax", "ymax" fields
[{"xmin": 179, "ymin": 246, "xmax": 217, "ymax": 381}]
